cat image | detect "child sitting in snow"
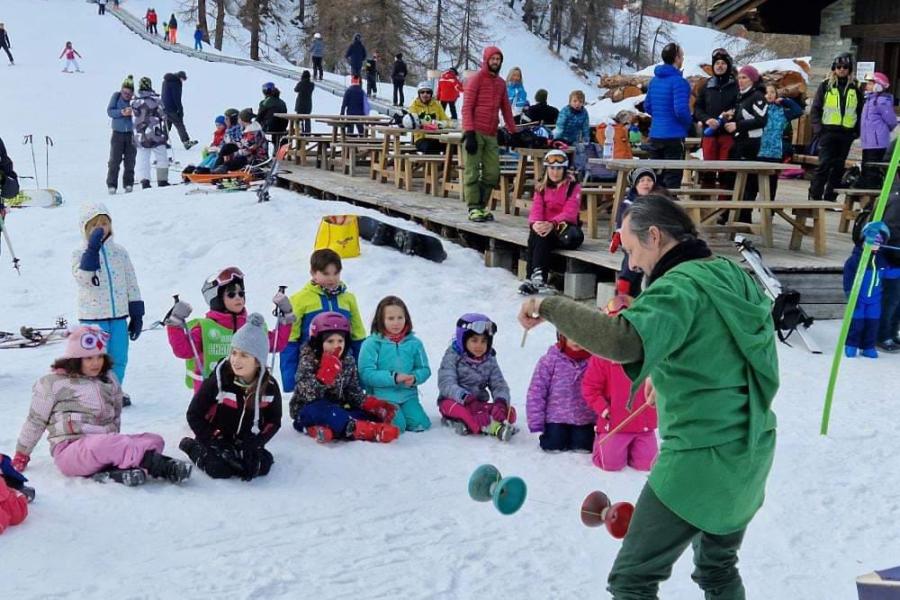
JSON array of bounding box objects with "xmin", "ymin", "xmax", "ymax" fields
[
  {"xmin": 197, "ymin": 115, "xmax": 227, "ymax": 169},
  {"xmin": 12, "ymin": 325, "xmax": 191, "ymax": 486},
  {"xmin": 165, "ymin": 266, "xmax": 293, "ymax": 393},
  {"xmin": 581, "ymin": 295, "xmax": 658, "ymax": 471},
  {"xmin": 437, "ymin": 313, "xmax": 517, "ymax": 440},
  {"xmin": 181, "ymin": 314, "xmax": 283, "ymax": 480},
  {"xmin": 358, "ymin": 296, "xmax": 432, "ymax": 433},
  {"xmin": 526, "ymin": 330, "xmax": 595, "ymax": 452},
  {"xmin": 290, "ymin": 312, "xmax": 399, "ymax": 443}
]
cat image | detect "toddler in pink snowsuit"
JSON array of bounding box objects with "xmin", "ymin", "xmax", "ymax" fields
[
  {"xmin": 59, "ymin": 41, "xmax": 83, "ymax": 73},
  {"xmin": 581, "ymin": 295, "xmax": 658, "ymax": 471},
  {"xmin": 12, "ymin": 325, "xmax": 190, "ymax": 485}
]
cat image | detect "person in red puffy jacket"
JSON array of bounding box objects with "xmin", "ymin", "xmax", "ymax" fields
[
  {"xmin": 0, "ymin": 477, "xmax": 28, "ymax": 534},
  {"xmin": 437, "ymin": 67, "xmax": 464, "ymax": 121}
]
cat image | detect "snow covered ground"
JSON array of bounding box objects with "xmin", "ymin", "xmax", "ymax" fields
[{"xmin": 2, "ymin": 1, "xmax": 899, "ymax": 598}]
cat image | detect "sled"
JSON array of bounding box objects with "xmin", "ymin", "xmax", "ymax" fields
[
  {"xmin": 181, "ymin": 171, "xmax": 254, "ymax": 185},
  {"xmin": 7, "ymin": 188, "xmax": 63, "ymax": 209}
]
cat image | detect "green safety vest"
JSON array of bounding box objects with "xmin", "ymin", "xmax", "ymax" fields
[
  {"xmin": 822, "ymin": 84, "xmax": 859, "ymax": 129},
  {"xmin": 184, "ymin": 318, "xmax": 235, "ymax": 389}
]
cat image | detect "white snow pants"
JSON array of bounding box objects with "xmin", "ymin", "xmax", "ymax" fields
[
  {"xmin": 135, "ymin": 145, "xmax": 168, "ymax": 183},
  {"xmin": 63, "ymin": 58, "xmax": 81, "ymax": 72}
]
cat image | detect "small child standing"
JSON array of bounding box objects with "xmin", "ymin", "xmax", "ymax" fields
[
  {"xmin": 59, "ymin": 41, "xmax": 83, "ymax": 73},
  {"xmin": 437, "ymin": 313, "xmax": 517, "ymax": 440},
  {"xmin": 12, "ymin": 326, "xmax": 191, "ymax": 486},
  {"xmin": 757, "ymin": 84, "xmax": 803, "ymax": 199},
  {"xmin": 165, "ymin": 266, "xmax": 294, "ymax": 393},
  {"xmin": 359, "ymin": 296, "xmax": 432, "ymax": 433},
  {"xmin": 280, "ymin": 249, "xmax": 367, "ymax": 392},
  {"xmin": 290, "ymin": 312, "xmax": 399, "ymax": 443},
  {"xmin": 581, "ymin": 295, "xmax": 658, "ymax": 471},
  {"xmin": 526, "ymin": 331, "xmax": 595, "ymax": 452},
  {"xmin": 844, "ymin": 225, "xmax": 886, "ymax": 358},
  {"xmin": 72, "ymin": 203, "xmax": 143, "ymax": 403},
  {"xmin": 181, "ymin": 314, "xmax": 283, "ymax": 480}
]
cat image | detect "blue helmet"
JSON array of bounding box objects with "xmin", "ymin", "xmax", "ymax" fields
[
  {"xmin": 262, "ymin": 82, "xmax": 276, "ymax": 93},
  {"xmin": 455, "ymin": 313, "xmax": 497, "ymax": 355}
]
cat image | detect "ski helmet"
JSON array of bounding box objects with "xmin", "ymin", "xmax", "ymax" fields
[
  {"xmin": 401, "ymin": 113, "xmax": 421, "ymax": 129},
  {"xmin": 455, "ymin": 313, "xmax": 497, "ymax": 355},
  {"xmin": 417, "ymin": 82, "xmax": 434, "ymax": 94},
  {"xmin": 543, "ymin": 149, "xmax": 569, "ymax": 169},
  {"xmin": 309, "ymin": 311, "xmax": 351, "ymax": 339},
  {"xmin": 201, "ymin": 266, "xmax": 245, "ymax": 309},
  {"xmin": 866, "ymin": 71, "xmax": 890, "ymax": 92},
  {"xmin": 262, "ymin": 82, "xmax": 276, "ymax": 94},
  {"xmin": 313, "ymin": 32, "xmax": 322, "ymax": 39}
]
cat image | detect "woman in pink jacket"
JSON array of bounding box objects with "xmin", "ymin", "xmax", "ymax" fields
[
  {"xmin": 519, "ymin": 149, "xmax": 584, "ymax": 295},
  {"xmin": 12, "ymin": 325, "xmax": 191, "ymax": 486},
  {"xmin": 165, "ymin": 266, "xmax": 295, "ymax": 393},
  {"xmin": 581, "ymin": 295, "xmax": 658, "ymax": 471}
]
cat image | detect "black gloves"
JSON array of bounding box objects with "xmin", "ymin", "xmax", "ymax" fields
[{"xmin": 464, "ymin": 131, "xmax": 478, "ymax": 155}]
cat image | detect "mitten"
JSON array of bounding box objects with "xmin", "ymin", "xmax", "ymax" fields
[
  {"xmin": 609, "ymin": 231, "xmax": 621, "ymax": 254},
  {"xmin": 361, "ymin": 396, "xmax": 397, "ymax": 423},
  {"xmin": 490, "ymin": 401, "xmax": 514, "ymax": 423},
  {"xmin": 238, "ymin": 436, "xmax": 263, "ymax": 482},
  {"xmin": 615, "ymin": 279, "xmax": 631, "ymax": 296},
  {"xmin": 165, "ymin": 300, "xmax": 193, "ymax": 327},
  {"xmin": 273, "ymin": 292, "xmax": 296, "ymax": 325},
  {"xmin": 11, "ymin": 452, "xmax": 29, "ymax": 473},
  {"xmin": 464, "ymin": 131, "xmax": 478, "ymax": 155},
  {"xmin": 79, "ymin": 227, "xmax": 105, "ymax": 271},
  {"xmin": 316, "ymin": 352, "xmax": 342, "ymax": 385},
  {"xmin": 128, "ymin": 300, "xmax": 145, "ymax": 341}
]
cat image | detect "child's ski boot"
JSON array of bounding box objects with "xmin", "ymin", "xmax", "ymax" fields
[
  {"xmin": 441, "ymin": 417, "xmax": 470, "ymax": 436},
  {"xmin": 351, "ymin": 419, "xmax": 400, "ymax": 443},
  {"xmin": 483, "ymin": 420, "xmax": 517, "ymax": 442},
  {"xmin": 92, "ymin": 468, "xmax": 147, "ymax": 487},
  {"xmin": 306, "ymin": 425, "xmax": 334, "ymax": 443},
  {"xmin": 140, "ymin": 450, "xmax": 192, "ymax": 484}
]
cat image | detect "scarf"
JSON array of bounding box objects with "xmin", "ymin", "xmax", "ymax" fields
[
  {"xmin": 386, "ymin": 325, "xmax": 410, "ymax": 344},
  {"xmin": 646, "ymin": 238, "xmax": 713, "ymax": 286}
]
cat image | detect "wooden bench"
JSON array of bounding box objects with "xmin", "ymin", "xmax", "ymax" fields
[
  {"xmin": 371, "ymin": 144, "xmax": 419, "ymax": 183},
  {"xmin": 792, "ymin": 154, "xmax": 859, "ymax": 169},
  {"xmin": 678, "ymin": 200, "xmax": 828, "ymax": 256},
  {"xmin": 397, "ymin": 155, "xmax": 446, "ymax": 193},
  {"xmin": 580, "ymin": 185, "xmax": 615, "ymax": 240},
  {"xmin": 285, "ymin": 134, "xmax": 333, "ymax": 166},
  {"xmin": 340, "ymin": 143, "xmax": 383, "ymax": 177},
  {"xmin": 834, "ymin": 188, "xmax": 879, "ymax": 233}
]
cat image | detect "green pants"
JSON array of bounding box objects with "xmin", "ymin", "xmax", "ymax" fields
[
  {"xmin": 608, "ymin": 485, "xmax": 747, "ymax": 600},
  {"xmin": 463, "ymin": 132, "xmax": 500, "ymax": 210}
]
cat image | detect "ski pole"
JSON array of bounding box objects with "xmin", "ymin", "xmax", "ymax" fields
[
  {"xmin": 0, "ymin": 215, "xmax": 21, "ymax": 275},
  {"xmin": 169, "ymin": 294, "xmax": 203, "ymax": 377},
  {"xmin": 22, "ymin": 134, "xmax": 39, "ymax": 188},
  {"xmin": 44, "ymin": 136, "xmax": 54, "ymax": 188},
  {"xmin": 267, "ymin": 285, "xmax": 286, "ymax": 375}
]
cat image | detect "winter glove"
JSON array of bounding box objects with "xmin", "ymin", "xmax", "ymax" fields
[
  {"xmin": 273, "ymin": 292, "xmax": 296, "ymax": 325},
  {"xmin": 164, "ymin": 300, "xmax": 193, "ymax": 328},
  {"xmin": 128, "ymin": 300, "xmax": 145, "ymax": 341},
  {"xmin": 490, "ymin": 402, "xmax": 513, "ymax": 423},
  {"xmin": 238, "ymin": 436, "xmax": 264, "ymax": 482},
  {"xmin": 361, "ymin": 396, "xmax": 397, "ymax": 424},
  {"xmin": 316, "ymin": 352, "xmax": 342, "ymax": 386},
  {"xmin": 208, "ymin": 439, "xmax": 244, "ymax": 473},
  {"xmin": 464, "ymin": 131, "xmax": 478, "ymax": 155},
  {"xmin": 608, "ymin": 231, "xmax": 621, "ymax": 254},
  {"xmin": 11, "ymin": 452, "xmax": 29, "ymax": 473},
  {"xmin": 79, "ymin": 227, "xmax": 105, "ymax": 271}
]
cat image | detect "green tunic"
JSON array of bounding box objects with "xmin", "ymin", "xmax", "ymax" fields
[{"xmin": 541, "ymin": 257, "xmax": 778, "ymax": 534}]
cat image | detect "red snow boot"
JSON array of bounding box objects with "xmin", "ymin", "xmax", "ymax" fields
[
  {"xmin": 352, "ymin": 419, "xmax": 400, "ymax": 443},
  {"xmin": 306, "ymin": 426, "xmax": 334, "ymax": 443}
]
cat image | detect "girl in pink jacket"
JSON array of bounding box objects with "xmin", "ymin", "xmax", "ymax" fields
[
  {"xmin": 59, "ymin": 41, "xmax": 83, "ymax": 73},
  {"xmin": 581, "ymin": 295, "xmax": 658, "ymax": 471},
  {"xmin": 519, "ymin": 149, "xmax": 584, "ymax": 295},
  {"xmin": 165, "ymin": 266, "xmax": 295, "ymax": 392},
  {"xmin": 12, "ymin": 325, "xmax": 191, "ymax": 486}
]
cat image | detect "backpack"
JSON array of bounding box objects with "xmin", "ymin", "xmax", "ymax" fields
[{"xmin": 771, "ymin": 289, "xmax": 813, "ymax": 344}]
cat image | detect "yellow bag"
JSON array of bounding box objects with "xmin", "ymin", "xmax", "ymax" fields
[{"xmin": 314, "ymin": 215, "xmax": 361, "ymax": 258}]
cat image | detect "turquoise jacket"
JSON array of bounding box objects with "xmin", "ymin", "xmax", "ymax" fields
[{"xmin": 358, "ymin": 333, "xmax": 431, "ymax": 405}]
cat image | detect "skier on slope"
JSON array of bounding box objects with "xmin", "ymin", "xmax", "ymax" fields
[
  {"xmin": 0, "ymin": 22, "xmax": 13, "ymax": 66},
  {"xmin": 58, "ymin": 41, "xmax": 83, "ymax": 73},
  {"xmin": 0, "ymin": 136, "xmax": 19, "ymax": 219}
]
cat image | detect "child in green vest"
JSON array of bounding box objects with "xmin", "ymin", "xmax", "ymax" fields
[{"xmin": 165, "ymin": 266, "xmax": 295, "ymax": 392}]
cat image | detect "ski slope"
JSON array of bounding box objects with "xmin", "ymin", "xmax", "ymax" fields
[{"xmin": 1, "ymin": 1, "xmax": 899, "ymax": 598}]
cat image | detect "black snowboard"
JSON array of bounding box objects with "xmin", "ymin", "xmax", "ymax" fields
[{"xmin": 357, "ymin": 216, "xmax": 447, "ymax": 263}]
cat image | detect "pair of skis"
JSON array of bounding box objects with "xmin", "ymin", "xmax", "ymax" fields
[{"xmin": 0, "ymin": 317, "xmax": 68, "ymax": 349}]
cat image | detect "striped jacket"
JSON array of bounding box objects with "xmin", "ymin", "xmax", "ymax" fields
[{"xmin": 16, "ymin": 369, "xmax": 123, "ymax": 456}]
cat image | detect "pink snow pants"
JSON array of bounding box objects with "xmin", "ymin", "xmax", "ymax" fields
[
  {"xmin": 593, "ymin": 430, "xmax": 658, "ymax": 472},
  {"xmin": 438, "ymin": 398, "xmax": 517, "ymax": 434},
  {"xmin": 52, "ymin": 433, "xmax": 165, "ymax": 477}
]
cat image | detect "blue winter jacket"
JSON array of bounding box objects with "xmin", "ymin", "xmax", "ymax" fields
[
  {"xmin": 107, "ymin": 91, "xmax": 134, "ymax": 133},
  {"xmin": 161, "ymin": 73, "xmax": 183, "ymax": 113},
  {"xmin": 310, "ymin": 39, "xmax": 324, "ymax": 58},
  {"xmin": 644, "ymin": 64, "xmax": 693, "ymax": 139},
  {"xmin": 358, "ymin": 333, "xmax": 431, "ymax": 405},
  {"xmin": 843, "ymin": 244, "xmax": 885, "ymax": 303},
  {"xmin": 345, "ymin": 35, "xmax": 366, "ymax": 73},
  {"xmin": 341, "ymin": 85, "xmax": 367, "ymax": 116},
  {"xmin": 758, "ymin": 98, "xmax": 803, "ymax": 159},
  {"xmin": 507, "ymin": 81, "xmax": 528, "ymax": 110},
  {"xmin": 553, "ymin": 105, "xmax": 591, "ymax": 144},
  {"xmin": 193, "ymin": 28, "xmax": 203, "ymax": 42}
]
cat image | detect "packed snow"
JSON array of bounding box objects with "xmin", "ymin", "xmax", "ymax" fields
[{"xmin": 1, "ymin": 1, "xmax": 898, "ymax": 598}]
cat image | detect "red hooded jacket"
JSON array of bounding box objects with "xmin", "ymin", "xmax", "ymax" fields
[
  {"xmin": 462, "ymin": 46, "xmax": 517, "ymax": 136},
  {"xmin": 437, "ymin": 70, "xmax": 464, "ymax": 103}
]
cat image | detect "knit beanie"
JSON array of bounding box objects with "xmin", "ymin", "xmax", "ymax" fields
[
  {"xmin": 62, "ymin": 325, "xmax": 109, "ymax": 359},
  {"xmin": 238, "ymin": 108, "xmax": 256, "ymax": 123},
  {"xmin": 139, "ymin": 76, "xmax": 153, "ymax": 92},
  {"xmin": 231, "ymin": 313, "xmax": 269, "ymax": 368},
  {"xmin": 534, "ymin": 88, "xmax": 548, "ymax": 104},
  {"xmin": 214, "ymin": 115, "xmax": 226, "ymax": 126},
  {"xmin": 738, "ymin": 65, "xmax": 760, "ymax": 84},
  {"xmin": 628, "ymin": 166, "xmax": 656, "ymax": 189},
  {"xmin": 122, "ymin": 74, "xmax": 134, "ymax": 91}
]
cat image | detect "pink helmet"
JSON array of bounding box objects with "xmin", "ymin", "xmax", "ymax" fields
[
  {"xmin": 308, "ymin": 311, "xmax": 350, "ymax": 339},
  {"xmin": 867, "ymin": 72, "xmax": 890, "ymax": 91}
]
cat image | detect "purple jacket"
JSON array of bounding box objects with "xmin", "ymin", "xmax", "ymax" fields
[
  {"xmin": 437, "ymin": 343, "xmax": 510, "ymax": 404},
  {"xmin": 861, "ymin": 92, "xmax": 897, "ymax": 150},
  {"xmin": 526, "ymin": 345, "xmax": 594, "ymax": 432}
]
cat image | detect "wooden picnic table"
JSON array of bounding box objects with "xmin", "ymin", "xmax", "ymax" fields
[
  {"xmin": 314, "ymin": 116, "xmax": 390, "ymax": 167},
  {"xmin": 510, "ymin": 146, "xmax": 575, "ymax": 201},
  {"xmin": 594, "ymin": 158, "xmax": 794, "ymax": 243}
]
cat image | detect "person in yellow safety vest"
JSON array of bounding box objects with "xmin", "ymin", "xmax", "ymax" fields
[
  {"xmin": 809, "ymin": 52, "xmax": 864, "ymax": 202},
  {"xmin": 407, "ymin": 82, "xmax": 449, "ymax": 154}
]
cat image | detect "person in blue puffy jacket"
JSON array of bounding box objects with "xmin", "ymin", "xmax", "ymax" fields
[{"xmin": 643, "ymin": 43, "xmax": 692, "ymax": 189}]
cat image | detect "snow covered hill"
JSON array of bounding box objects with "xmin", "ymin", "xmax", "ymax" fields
[{"xmin": 1, "ymin": 1, "xmax": 899, "ymax": 598}]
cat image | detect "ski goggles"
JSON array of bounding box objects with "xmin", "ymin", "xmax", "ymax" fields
[
  {"xmin": 78, "ymin": 328, "xmax": 109, "ymax": 351},
  {"xmin": 543, "ymin": 155, "xmax": 569, "ymax": 168},
  {"xmin": 207, "ymin": 266, "xmax": 245, "ymax": 288},
  {"xmin": 458, "ymin": 319, "xmax": 497, "ymax": 336}
]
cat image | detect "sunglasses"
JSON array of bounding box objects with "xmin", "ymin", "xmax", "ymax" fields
[
  {"xmin": 835, "ymin": 64, "xmax": 850, "ymax": 70},
  {"xmin": 419, "ymin": 91, "xmax": 433, "ymax": 95},
  {"xmin": 458, "ymin": 319, "xmax": 497, "ymax": 336},
  {"xmin": 225, "ymin": 290, "xmax": 245, "ymax": 299}
]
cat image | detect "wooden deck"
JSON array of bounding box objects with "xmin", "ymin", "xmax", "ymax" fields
[{"xmin": 276, "ymin": 166, "xmax": 851, "ymax": 318}]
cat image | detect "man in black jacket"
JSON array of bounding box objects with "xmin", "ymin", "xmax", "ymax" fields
[
  {"xmin": 257, "ymin": 82, "xmax": 288, "ymax": 148},
  {"xmin": 391, "ymin": 53, "xmax": 407, "ymax": 107},
  {"xmin": 523, "ymin": 89, "xmax": 559, "ymax": 125},
  {"xmin": 0, "ymin": 137, "xmax": 19, "ymax": 218},
  {"xmin": 694, "ymin": 48, "xmax": 738, "ymax": 188},
  {"xmin": 161, "ymin": 70, "xmax": 198, "ymax": 150},
  {"xmin": 0, "ymin": 23, "xmax": 13, "ymax": 65}
]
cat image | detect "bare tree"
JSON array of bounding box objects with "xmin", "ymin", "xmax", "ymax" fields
[
  {"xmin": 433, "ymin": 0, "xmax": 442, "ymax": 69},
  {"xmin": 197, "ymin": 0, "xmax": 209, "ymax": 43},
  {"xmin": 214, "ymin": 0, "xmax": 225, "ymax": 50}
]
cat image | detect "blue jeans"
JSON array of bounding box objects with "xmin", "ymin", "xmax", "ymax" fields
[
  {"xmin": 194, "ymin": 40, "xmax": 202, "ymax": 50},
  {"xmin": 80, "ymin": 317, "xmax": 129, "ymax": 384}
]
